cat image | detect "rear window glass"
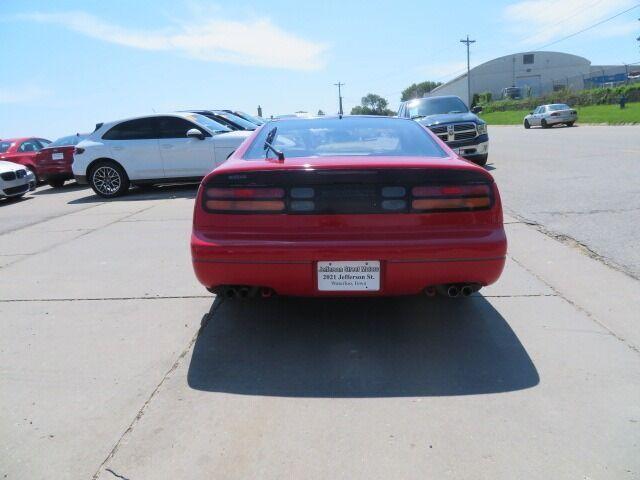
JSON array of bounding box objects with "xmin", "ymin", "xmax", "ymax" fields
[
  {"xmin": 0, "ymin": 141, "xmax": 14, "ymax": 153},
  {"xmin": 49, "ymin": 135, "xmax": 87, "ymax": 147},
  {"xmin": 548, "ymin": 104, "xmax": 571, "ymax": 111},
  {"xmin": 244, "ymin": 117, "xmax": 446, "ymax": 159}
]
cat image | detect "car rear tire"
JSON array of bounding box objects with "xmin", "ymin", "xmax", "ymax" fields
[
  {"xmin": 47, "ymin": 179, "xmax": 66, "ymax": 188},
  {"xmin": 524, "ymin": 119, "xmax": 530, "ymax": 129},
  {"xmin": 541, "ymin": 119, "xmax": 549, "ymax": 128},
  {"xmin": 89, "ymin": 161, "xmax": 129, "ymax": 198},
  {"xmin": 472, "ymin": 154, "xmax": 488, "ymax": 166}
]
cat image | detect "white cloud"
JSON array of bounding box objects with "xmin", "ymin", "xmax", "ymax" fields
[
  {"xmin": 0, "ymin": 85, "xmax": 48, "ymax": 104},
  {"xmin": 17, "ymin": 10, "xmax": 327, "ymax": 71},
  {"xmin": 503, "ymin": 0, "xmax": 637, "ymax": 46}
]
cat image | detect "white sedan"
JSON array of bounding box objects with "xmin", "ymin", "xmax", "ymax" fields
[
  {"xmin": 73, "ymin": 113, "xmax": 253, "ymax": 197},
  {"xmin": 0, "ymin": 160, "xmax": 36, "ymax": 200},
  {"xmin": 524, "ymin": 104, "xmax": 577, "ymax": 129}
]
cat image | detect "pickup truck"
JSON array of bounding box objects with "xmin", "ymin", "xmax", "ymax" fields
[{"xmin": 398, "ymin": 95, "xmax": 489, "ymax": 166}]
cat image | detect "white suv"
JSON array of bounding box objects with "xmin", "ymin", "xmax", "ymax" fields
[{"xmin": 73, "ymin": 113, "xmax": 253, "ymax": 197}]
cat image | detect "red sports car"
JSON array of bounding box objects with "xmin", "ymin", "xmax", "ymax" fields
[
  {"xmin": 191, "ymin": 116, "xmax": 506, "ymax": 298},
  {"xmin": 0, "ymin": 137, "xmax": 51, "ymax": 181},
  {"xmin": 35, "ymin": 134, "xmax": 88, "ymax": 188}
]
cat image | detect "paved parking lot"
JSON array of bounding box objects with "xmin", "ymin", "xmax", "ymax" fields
[
  {"xmin": 490, "ymin": 125, "xmax": 640, "ymax": 279},
  {"xmin": 2, "ymin": 127, "xmax": 639, "ymax": 479}
]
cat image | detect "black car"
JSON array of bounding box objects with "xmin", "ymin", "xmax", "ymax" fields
[{"xmin": 398, "ymin": 95, "xmax": 489, "ymax": 166}]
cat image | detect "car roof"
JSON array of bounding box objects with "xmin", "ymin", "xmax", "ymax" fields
[
  {"xmin": 96, "ymin": 112, "xmax": 207, "ymax": 130},
  {"xmin": 262, "ymin": 115, "xmax": 414, "ymax": 122}
]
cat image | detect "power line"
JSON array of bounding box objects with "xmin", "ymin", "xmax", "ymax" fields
[{"xmin": 536, "ymin": 3, "xmax": 640, "ymax": 50}]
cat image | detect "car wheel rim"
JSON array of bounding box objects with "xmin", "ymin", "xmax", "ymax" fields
[{"xmin": 93, "ymin": 166, "xmax": 121, "ymax": 195}]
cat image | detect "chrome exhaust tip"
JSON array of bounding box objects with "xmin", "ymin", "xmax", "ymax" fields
[
  {"xmin": 447, "ymin": 285, "xmax": 460, "ymax": 298},
  {"xmin": 461, "ymin": 285, "xmax": 474, "ymax": 297}
]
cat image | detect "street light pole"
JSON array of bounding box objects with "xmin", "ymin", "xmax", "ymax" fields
[
  {"xmin": 460, "ymin": 35, "xmax": 476, "ymax": 108},
  {"xmin": 334, "ymin": 82, "xmax": 345, "ymax": 116}
]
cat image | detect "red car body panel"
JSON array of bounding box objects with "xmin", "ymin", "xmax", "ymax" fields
[
  {"xmin": 0, "ymin": 137, "xmax": 50, "ymax": 178},
  {"xmin": 191, "ymin": 125, "xmax": 507, "ymax": 297},
  {"xmin": 35, "ymin": 146, "xmax": 75, "ymax": 182}
]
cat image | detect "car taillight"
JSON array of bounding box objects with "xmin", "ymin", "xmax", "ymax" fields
[
  {"xmin": 204, "ymin": 187, "xmax": 286, "ymax": 213},
  {"xmin": 411, "ymin": 184, "xmax": 492, "ymax": 212},
  {"xmin": 74, "ymin": 147, "xmax": 85, "ymax": 154}
]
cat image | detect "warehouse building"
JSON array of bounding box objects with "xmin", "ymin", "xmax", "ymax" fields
[{"xmin": 427, "ymin": 51, "xmax": 629, "ymax": 104}]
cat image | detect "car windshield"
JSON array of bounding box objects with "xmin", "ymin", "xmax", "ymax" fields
[
  {"xmin": 234, "ymin": 111, "xmax": 264, "ymax": 125},
  {"xmin": 244, "ymin": 117, "xmax": 446, "ymax": 159},
  {"xmin": 547, "ymin": 104, "xmax": 571, "ymax": 111},
  {"xmin": 48, "ymin": 135, "xmax": 88, "ymax": 147},
  {"xmin": 0, "ymin": 141, "xmax": 14, "ymax": 153},
  {"xmin": 212, "ymin": 111, "xmax": 257, "ymax": 130},
  {"xmin": 406, "ymin": 97, "xmax": 469, "ymax": 118},
  {"xmin": 184, "ymin": 113, "xmax": 232, "ymax": 133}
]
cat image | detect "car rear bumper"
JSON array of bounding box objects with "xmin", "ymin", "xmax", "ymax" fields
[
  {"xmin": 39, "ymin": 167, "xmax": 74, "ymax": 181},
  {"xmin": 546, "ymin": 115, "xmax": 577, "ymax": 125},
  {"xmin": 191, "ymin": 228, "xmax": 507, "ymax": 296}
]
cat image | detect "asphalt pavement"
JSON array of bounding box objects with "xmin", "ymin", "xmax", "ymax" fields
[
  {"xmin": 489, "ymin": 125, "xmax": 640, "ymax": 279},
  {"xmin": 1, "ymin": 128, "xmax": 639, "ymax": 479}
]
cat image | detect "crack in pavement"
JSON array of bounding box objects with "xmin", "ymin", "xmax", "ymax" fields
[
  {"xmin": 0, "ymin": 201, "xmax": 105, "ymax": 236},
  {"xmin": 105, "ymin": 468, "xmax": 130, "ymax": 480},
  {"xmin": 90, "ymin": 296, "xmax": 224, "ymax": 480},
  {"xmin": 508, "ymin": 254, "xmax": 640, "ymax": 356},
  {"xmin": 506, "ymin": 210, "xmax": 639, "ymax": 281},
  {"xmin": 0, "ymin": 205, "xmax": 157, "ymax": 270}
]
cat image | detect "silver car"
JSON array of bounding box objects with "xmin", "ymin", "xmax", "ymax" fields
[
  {"xmin": 524, "ymin": 104, "xmax": 577, "ymax": 129},
  {"xmin": 0, "ymin": 160, "xmax": 36, "ymax": 200}
]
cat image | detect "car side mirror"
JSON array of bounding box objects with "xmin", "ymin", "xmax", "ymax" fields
[
  {"xmin": 471, "ymin": 106, "xmax": 482, "ymax": 114},
  {"xmin": 529, "ymin": 111, "xmax": 534, "ymax": 115},
  {"xmin": 186, "ymin": 128, "xmax": 205, "ymax": 140}
]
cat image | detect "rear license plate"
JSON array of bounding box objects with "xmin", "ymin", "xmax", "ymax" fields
[
  {"xmin": 52, "ymin": 152, "xmax": 64, "ymax": 160},
  {"xmin": 317, "ymin": 261, "xmax": 380, "ymax": 291}
]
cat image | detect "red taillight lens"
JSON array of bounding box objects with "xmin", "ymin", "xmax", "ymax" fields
[
  {"xmin": 206, "ymin": 187, "xmax": 284, "ymax": 199},
  {"xmin": 411, "ymin": 183, "xmax": 492, "ymax": 212},
  {"xmin": 412, "ymin": 185, "xmax": 490, "ymax": 197},
  {"xmin": 204, "ymin": 187, "xmax": 286, "ymax": 213},
  {"xmin": 205, "ymin": 200, "xmax": 285, "ymax": 211}
]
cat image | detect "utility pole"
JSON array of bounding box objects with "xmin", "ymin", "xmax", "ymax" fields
[
  {"xmin": 334, "ymin": 82, "xmax": 345, "ymax": 116},
  {"xmin": 460, "ymin": 35, "xmax": 476, "ymax": 108}
]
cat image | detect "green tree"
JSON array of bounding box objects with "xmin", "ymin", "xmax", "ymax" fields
[
  {"xmin": 401, "ymin": 81, "xmax": 442, "ymax": 101},
  {"xmin": 350, "ymin": 93, "xmax": 395, "ymax": 116}
]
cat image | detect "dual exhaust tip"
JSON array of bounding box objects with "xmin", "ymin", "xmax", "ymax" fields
[{"xmin": 426, "ymin": 284, "xmax": 480, "ymax": 298}]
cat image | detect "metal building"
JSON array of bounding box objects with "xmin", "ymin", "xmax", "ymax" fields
[{"xmin": 427, "ymin": 51, "xmax": 628, "ymax": 104}]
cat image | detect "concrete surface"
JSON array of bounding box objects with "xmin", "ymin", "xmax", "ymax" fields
[
  {"xmin": 1, "ymin": 154, "xmax": 639, "ymax": 479},
  {"xmin": 489, "ymin": 125, "xmax": 640, "ymax": 279}
]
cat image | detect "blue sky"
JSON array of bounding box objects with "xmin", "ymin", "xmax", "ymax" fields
[{"xmin": 1, "ymin": 0, "xmax": 639, "ymax": 139}]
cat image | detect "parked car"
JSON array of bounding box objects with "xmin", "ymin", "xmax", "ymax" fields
[
  {"xmin": 72, "ymin": 113, "xmax": 252, "ymax": 198},
  {"xmin": 186, "ymin": 110, "xmax": 258, "ymax": 131},
  {"xmin": 0, "ymin": 137, "xmax": 51, "ymax": 180},
  {"xmin": 524, "ymin": 104, "xmax": 577, "ymax": 129},
  {"xmin": 398, "ymin": 96, "xmax": 489, "ymax": 166},
  {"xmin": 191, "ymin": 116, "xmax": 506, "ymax": 298},
  {"xmin": 35, "ymin": 133, "xmax": 88, "ymax": 188},
  {"xmin": 221, "ymin": 110, "xmax": 265, "ymax": 126},
  {"xmin": 0, "ymin": 160, "xmax": 37, "ymax": 200}
]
